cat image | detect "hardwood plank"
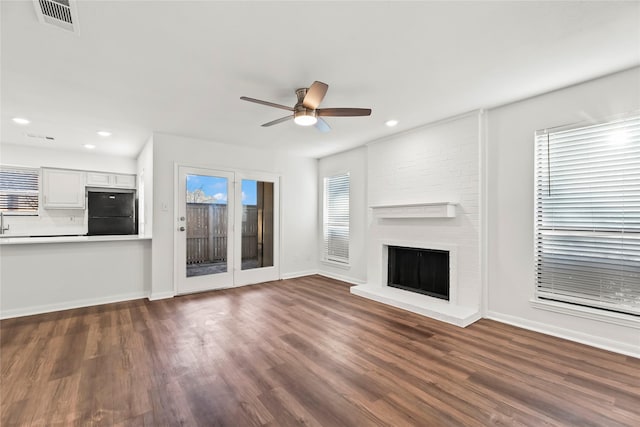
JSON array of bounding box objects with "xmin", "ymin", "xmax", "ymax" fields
[
  {"xmin": 258, "ymin": 386, "xmax": 324, "ymax": 427},
  {"xmin": 1, "ymin": 275, "xmax": 639, "ymax": 426}
]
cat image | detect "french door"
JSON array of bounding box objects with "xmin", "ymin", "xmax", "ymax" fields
[
  {"xmin": 234, "ymin": 171, "xmax": 280, "ymax": 287},
  {"xmin": 175, "ymin": 165, "xmax": 279, "ymax": 294}
]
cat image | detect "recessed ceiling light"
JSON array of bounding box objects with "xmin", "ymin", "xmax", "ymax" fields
[
  {"xmin": 84, "ymin": 144, "xmax": 96, "ymax": 149},
  {"xmin": 385, "ymin": 119, "xmax": 399, "ymax": 127},
  {"xmin": 12, "ymin": 117, "xmax": 30, "ymax": 125},
  {"xmin": 97, "ymin": 131, "xmax": 111, "ymax": 137}
]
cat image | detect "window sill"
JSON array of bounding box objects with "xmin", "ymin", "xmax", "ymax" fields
[
  {"xmin": 530, "ymin": 299, "xmax": 640, "ymax": 329},
  {"xmin": 321, "ymin": 259, "xmax": 351, "ymax": 270}
]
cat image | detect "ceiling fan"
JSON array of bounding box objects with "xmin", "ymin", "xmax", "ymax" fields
[{"xmin": 240, "ymin": 81, "xmax": 372, "ymax": 132}]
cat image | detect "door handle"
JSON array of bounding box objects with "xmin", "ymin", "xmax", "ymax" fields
[{"xmin": 179, "ymin": 226, "xmax": 185, "ymax": 231}]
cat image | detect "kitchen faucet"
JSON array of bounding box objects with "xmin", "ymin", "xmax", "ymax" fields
[{"xmin": 0, "ymin": 212, "xmax": 9, "ymax": 235}]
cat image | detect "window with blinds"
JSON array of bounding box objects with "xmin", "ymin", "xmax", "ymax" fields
[
  {"xmin": 0, "ymin": 166, "xmax": 40, "ymax": 215},
  {"xmin": 534, "ymin": 115, "xmax": 640, "ymax": 316},
  {"xmin": 323, "ymin": 173, "xmax": 350, "ymax": 264}
]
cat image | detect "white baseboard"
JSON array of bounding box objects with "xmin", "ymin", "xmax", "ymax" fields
[
  {"xmin": 0, "ymin": 292, "xmax": 147, "ymax": 320},
  {"xmin": 485, "ymin": 311, "xmax": 640, "ymax": 359},
  {"xmin": 148, "ymin": 291, "xmax": 175, "ymax": 301},
  {"xmin": 318, "ymin": 271, "xmax": 366, "ymax": 286},
  {"xmin": 280, "ymin": 270, "xmax": 318, "ymax": 280}
]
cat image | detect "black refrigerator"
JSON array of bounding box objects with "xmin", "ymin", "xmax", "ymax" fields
[{"xmin": 87, "ymin": 191, "xmax": 136, "ymax": 235}]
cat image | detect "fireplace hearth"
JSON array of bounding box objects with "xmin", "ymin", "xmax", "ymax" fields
[{"xmin": 351, "ymin": 237, "xmax": 481, "ymax": 327}]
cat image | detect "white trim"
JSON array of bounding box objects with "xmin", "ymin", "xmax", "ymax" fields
[
  {"xmin": 535, "ymin": 109, "xmax": 640, "ymax": 135},
  {"xmin": 318, "ymin": 271, "xmax": 366, "ymax": 286},
  {"xmin": 530, "ymin": 299, "xmax": 640, "ymax": 329},
  {"xmin": 485, "ymin": 310, "xmax": 640, "ymax": 359},
  {"xmin": 148, "ymin": 291, "xmax": 175, "ymax": 301},
  {"xmin": 0, "ymin": 292, "xmax": 147, "ymax": 320},
  {"xmin": 173, "ymin": 162, "xmax": 180, "ymax": 296},
  {"xmin": 479, "ymin": 109, "xmax": 489, "ymax": 317},
  {"xmin": 281, "ymin": 270, "xmax": 318, "ymax": 280},
  {"xmin": 320, "ymin": 259, "xmax": 351, "ymax": 270}
]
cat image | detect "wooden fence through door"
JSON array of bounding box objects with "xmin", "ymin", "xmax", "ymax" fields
[{"xmin": 186, "ymin": 203, "xmax": 258, "ymax": 264}]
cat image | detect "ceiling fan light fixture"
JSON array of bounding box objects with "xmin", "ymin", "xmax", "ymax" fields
[
  {"xmin": 294, "ymin": 109, "xmax": 318, "ymax": 126},
  {"xmin": 241, "ymin": 81, "xmax": 372, "ymax": 131}
]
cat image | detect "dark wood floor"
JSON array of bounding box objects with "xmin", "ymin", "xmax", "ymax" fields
[{"xmin": 1, "ymin": 275, "xmax": 639, "ymax": 426}]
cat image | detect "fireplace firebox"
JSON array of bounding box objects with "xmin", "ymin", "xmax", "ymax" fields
[{"xmin": 387, "ymin": 246, "xmax": 450, "ymax": 300}]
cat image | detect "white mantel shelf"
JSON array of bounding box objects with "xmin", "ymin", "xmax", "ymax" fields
[{"xmin": 370, "ymin": 202, "xmax": 457, "ymax": 219}]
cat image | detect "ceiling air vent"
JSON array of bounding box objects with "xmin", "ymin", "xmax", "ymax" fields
[
  {"xmin": 33, "ymin": 0, "xmax": 79, "ymax": 34},
  {"xmin": 26, "ymin": 133, "xmax": 56, "ymax": 141}
]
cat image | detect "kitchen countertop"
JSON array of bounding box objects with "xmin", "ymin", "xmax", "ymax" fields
[{"xmin": 0, "ymin": 235, "xmax": 152, "ymax": 245}]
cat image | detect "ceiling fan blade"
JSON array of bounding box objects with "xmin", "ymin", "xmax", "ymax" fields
[
  {"xmin": 241, "ymin": 96, "xmax": 293, "ymax": 111},
  {"xmin": 317, "ymin": 108, "xmax": 372, "ymax": 117},
  {"xmin": 302, "ymin": 81, "xmax": 328, "ymax": 109},
  {"xmin": 315, "ymin": 118, "xmax": 331, "ymax": 133},
  {"xmin": 261, "ymin": 115, "xmax": 293, "ymax": 127}
]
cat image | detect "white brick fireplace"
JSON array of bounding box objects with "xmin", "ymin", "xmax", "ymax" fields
[
  {"xmin": 351, "ymin": 213, "xmax": 481, "ymax": 327},
  {"xmin": 350, "ymin": 112, "xmax": 483, "ymax": 327}
]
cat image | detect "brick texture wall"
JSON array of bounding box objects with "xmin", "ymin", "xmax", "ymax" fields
[{"xmin": 367, "ymin": 112, "xmax": 481, "ymax": 309}]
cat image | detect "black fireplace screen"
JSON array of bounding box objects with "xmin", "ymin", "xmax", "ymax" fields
[{"xmin": 387, "ymin": 246, "xmax": 450, "ymax": 300}]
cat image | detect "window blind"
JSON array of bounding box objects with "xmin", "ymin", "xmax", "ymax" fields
[
  {"xmin": 0, "ymin": 165, "xmax": 39, "ymax": 214},
  {"xmin": 324, "ymin": 173, "xmax": 350, "ymax": 264},
  {"xmin": 535, "ymin": 115, "xmax": 640, "ymax": 316}
]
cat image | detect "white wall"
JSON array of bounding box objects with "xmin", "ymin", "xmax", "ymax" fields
[
  {"xmin": 366, "ymin": 113, "xmax": 482, "ymax": 310},
  {"xmin": 150, "ymin": 133, "xmax": 317, "ymax": 299},
  {"xmin": 0, "ymin": 143, "xmax": 137, "ymax": 173},
  {"xmin": 317, "ymin": 146, "xmax": 368, "ymax": 284},
  {"xmin": 0, "ymin": 143, "xmax": 138, "ymax": 236},
  {"xmin": 136, "ymin": 136, "xmax": 154, "ymax": 237},
  {"xmin": 275, "ymin": 155, "xmax": 319, "ymax": 279},
  {"xmin": 486, "ymin": 67, "xmax": 640, "ymax": 356}
]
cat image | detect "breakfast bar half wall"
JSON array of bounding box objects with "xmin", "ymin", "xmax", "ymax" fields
[{"xmin": 0, "ymin": 236, "xmax": 151, "ymax": 318}]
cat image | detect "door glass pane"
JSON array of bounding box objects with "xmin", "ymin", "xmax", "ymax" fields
[
  {"xmin": 241, "ymin": 179, "xmax": 274, "ymax": 270},
  {"xmin": 185, "ymin": 174, "xmax": 228, "ymax": 277}
]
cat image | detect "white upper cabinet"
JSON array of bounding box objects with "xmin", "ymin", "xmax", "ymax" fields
[
  {"xmin": 41, "ymin": 168, "xmax": 136, "ymax": 210},
  {"xmin": 86, "ymin": 172, "xmax": 136, "ymax": 189},
  {"xmin": 113, "ymin": 174, "xmax": 136, "ymax": 188},
  {"xmin": 86, "ymin": 172, "xmax": 111, "ymax": 187},
  {"xmin": 41, "ymin": 168, "xmax": 86, "ymax": 209}
]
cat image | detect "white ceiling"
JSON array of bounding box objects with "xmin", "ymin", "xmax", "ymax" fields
[{"xmin": 2, "ymin": 1, "xmax": 639, "ymax": 159}]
